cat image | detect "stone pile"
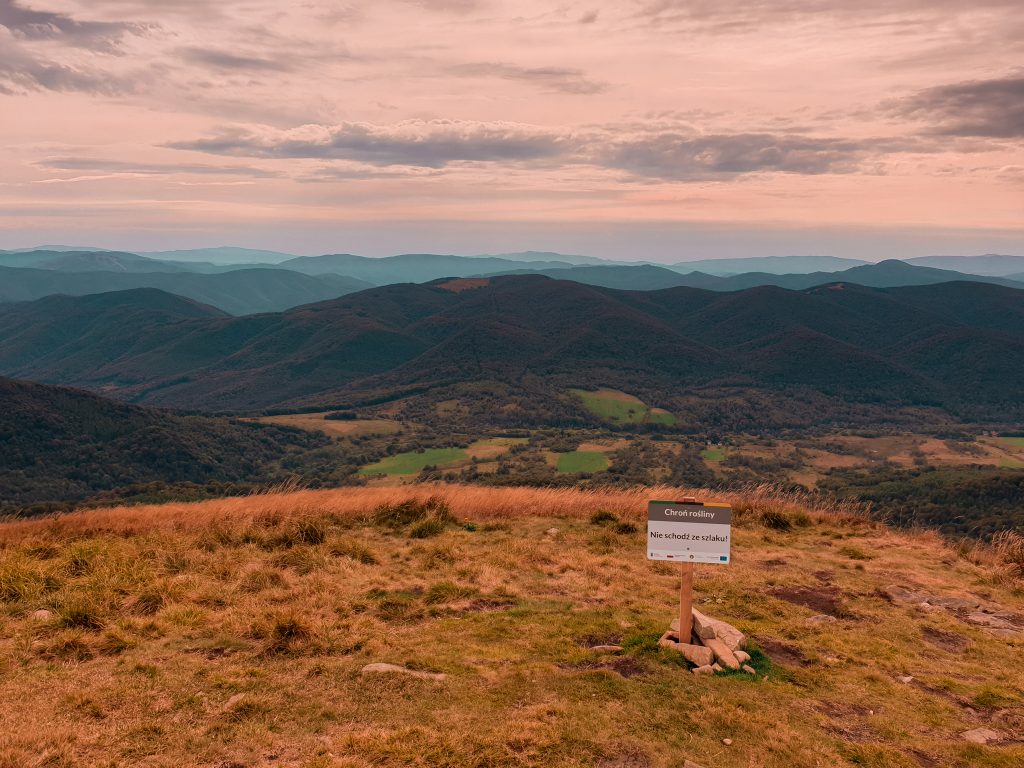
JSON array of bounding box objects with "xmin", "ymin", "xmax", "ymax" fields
[{"xmin": 659, "ymin": 608, "xmax": 756, "ymax": 675}]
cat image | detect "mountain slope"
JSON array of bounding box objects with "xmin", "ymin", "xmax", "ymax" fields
[
  {"xmin": 0, "ymin": 376, "xmax": 331, "ymax": 513},
  {"xmin": 0, "ymin": 485, "xmax": 1020, "ymax": 767},
  {"xmin": 0, "ymin": 276, "xmax": 1021, "ymax": 422},
  {"xmin": 0, "ymin": 266, "xmax": 372, "ymax": 315}
]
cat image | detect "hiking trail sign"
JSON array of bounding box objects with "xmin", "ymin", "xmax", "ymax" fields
[{"xmin": 647, "ymin": 500, "xmax": 732, "ymax": 564}]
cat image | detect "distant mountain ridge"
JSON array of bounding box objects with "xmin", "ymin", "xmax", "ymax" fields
[
  {"xmin": 0, "ymin": 266, "xmax": 372, "ymax": 315},
  {"xmin": 0, "ymin": 277, "xmax": 1021, "ymax": 426}
]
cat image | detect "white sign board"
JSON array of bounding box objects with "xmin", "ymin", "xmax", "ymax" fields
[{"xmin": 647, "ymin": 500, "xmax": 731, "ymax": 564}]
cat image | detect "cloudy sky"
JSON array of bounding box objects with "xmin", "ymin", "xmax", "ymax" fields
[{"xmin": 1, "ymin": 0, "xmax": 1022, "ymax": 259}]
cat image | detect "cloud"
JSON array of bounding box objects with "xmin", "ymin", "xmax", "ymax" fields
[
  {"xmin": 0, "ymin": 34, "xmax": 133, "ymax": 94},
  {"xmin": 892, "ymin": 73, "xmax": 1024, "ymax": 139},
  {"xmin": 166, "ymin": 120, "xmax": 575, "ymax": 168},
  {"xmin": 603, "ymin": 132, "xmax": 875, "ymax": 179},
  {"xmin": 0, "ymin": 0, "xmax": 147, "ymax": 52},
  {"xmin": 35, "ymin": 157, "xmax": 280, "ymax": 178},
  {"xmin": 178, "ymin": 46, "xmax": 292, "ymax": 73},
  {"xmin": 449, "ymin": 61, "xmax": 606, "ymax": 94}
]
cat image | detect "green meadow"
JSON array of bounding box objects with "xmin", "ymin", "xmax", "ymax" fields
[
  {"xmin": 556, "ymin": 450, "xmax": 610, "ymax": 474},
  {"xmin": 570, "ymin": 388, "xmax": 676, "ymax": 426},
  {"xmin": 359, "ymin": 448, "xmax": 468, "ymax": 476}
]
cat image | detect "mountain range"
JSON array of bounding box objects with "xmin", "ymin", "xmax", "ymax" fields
[
  {"xmin": 2, "ymin": 246, "xmax": 1023, "ymax": 315},
  {"xmin": 1, "ymin": 276, "xmax": 1021, "ymax": 425}
]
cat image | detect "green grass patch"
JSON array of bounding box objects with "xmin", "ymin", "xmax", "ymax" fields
[
  {"xmin": 701, "ymin": 447, "xmax": 727, "ymax": 462},
  {"xmin": 556, "ymin": 451, "xmax": 610, "ymax": 474},
  {"xmin": 359, "ymin": 448, "xmax": 468, "ymax": 476},
  {"xmin": 997, "ymin": 437, "xmax": 1024, "ymax": 448},
  {"xmin": 569, "ymin": 388, "xmax": 675, "ymax": 426}
]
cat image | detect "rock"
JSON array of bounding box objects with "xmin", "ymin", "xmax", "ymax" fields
[
  {"xmin": 965, "ymin": 613, "xmax": 1018, "ymax": 631},
  {"xmin": 927, "ymin": 595, "xmax": 981, "ymax": 611},
  {"xmin": 960, "ymin": 728, "xmax": 1003, "ymax": 745},
  {"xmin": 683, "ymin": 761, "xmax": 706, "ymax": 768},
  {"xmin": 734, "ymin": 650, "xmax": 751, "ymax": 663},
  {"xmin": 722, "ymin": 738, "xmax": 733, "ymax": 746},
  {"xmin": 704, "ymin": 638, "xmax": 741, "ymax": 670},
  {"xmin": 224, "ymin": 693, "xmax": 246, "ymax": 708},
  {"xmin": 678, "ymin": 643, "xmax": 714, "ymax": 668},
  {"xmin": 29, "ymin": 609, "xmax": 52, "ymax": 621},
  {"xmin": 691, "ymin": 665, "xmax": 714, "ymax": 676},
  {"xmin": 591, "ymin": 645, "xmax": 624, "ymax": 653},
  {"xmin": 806, "ymin": 614, "xmax": 837, "ymax": 626},
  {"xmin": 690, "ymin": 608, "xmax": 718, "ymax": 640},
  {"xmin": 710, "ymin": 663, "xmax": 723, "ymax": 672},
  {"xmin": 545, "ymin": 528, "xmax": 559, "ymax": 537},
  {"xmin": 882, "ymin": 585, "xmax": 927, "ymax": 605},
  {"xmin": 898, "ymin": 675, "xmax": 914, "ymax": 684},
  {"xmin": 988, "ymin": 628, "xmax": 1023, "ymax": 639},
  {"xmin": 742, "ymin": 664, "xmax": 756, "ymax": 675},
  {"xmin": 360, "ymin": 663, "xmax": 446, "ymax": 681}
]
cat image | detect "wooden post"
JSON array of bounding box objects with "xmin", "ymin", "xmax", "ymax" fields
[{"xmin": 679, "ymin": 562, "xmax": 694, "ymax": 644}]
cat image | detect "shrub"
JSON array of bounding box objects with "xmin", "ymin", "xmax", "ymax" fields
[
  {"xmin": 264, "ymin": 613, "xmax": 310, "ymax": 655},
  {"xmin": 590, "ymin": 510, "xmax": 619, "ymax": 526},
  {"xmin": 328, "ymin": 539, "xmax": 377, "ymax": 565},
  {"xmin": 424, "ymin": 582, "xmax": 477, "ymax": 604},
  {"xmin": 239, "ymin": 568, "xmax": 287, "ymax": 593}
]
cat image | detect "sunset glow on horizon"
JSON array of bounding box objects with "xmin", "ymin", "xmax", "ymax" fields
[{"xmin": 1, "ymin": 0, "xmax": 1022, "ymax": 258}]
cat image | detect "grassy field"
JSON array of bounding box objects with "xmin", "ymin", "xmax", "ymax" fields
[
  {"xmin": 555, "ymin": 451, "xmax": 610, "ymax": 474},
  {"xmin": 358, "ymin": 448, "xmax": 468, "ymax": 476},
  {"xmin": 0, "ymin": 485, "xmax": 1021, "ymax": 767},
  {"xmin": 701, "ymin": 447, "xmax": 727, "ymax": 462},
  {"xmin": 997, "ymin": 437, "xmax": 1024, "ymax": 449},
  {"xmin": 253, "ymin": 412, "xmax": 402, "ymax": 438},
  {"xmin": 570, "ymin": 388, "xmax": 676, "ymax": 426}
]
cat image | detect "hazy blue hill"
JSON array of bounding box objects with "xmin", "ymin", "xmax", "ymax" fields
[
  {"xmin": 138, "ymin": 247, "xmax": 298, "ymax": 264},
  {"xmin": 904, "ymin": 254, "xmax": 1024, "ymax": 276},
  {"xmin": 280, "ymin": 253, "xmax": 577, "ymax": 283},
  {"xmin": 0, "ymin": 249, "xmax": 188, "ymax": 273},
  {"xmin": 669, "ymin": 255, "xmax": 870, "ymax": 275},
  {"xmin": 0, "ymin": 265, "xmax": 372, "ymax": 315},
  {"xmin": 0, "ymin": 276, "xmax": 1021, "ymax": 421}
]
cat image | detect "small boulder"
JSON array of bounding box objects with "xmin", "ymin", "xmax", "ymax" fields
[
  {"xmin": 29, "ymin": 609, "xmax": 52, "ymax": 621},
  {"xmin": 691, "ymin": 665, "xmax": 714, "ymax": 676},
  {"xmin": 591, "ymin": 645, "xmax": 624, "ymax": 654},
  {"xmin": 722, "ymin": 738, "xmax": 733, "ymax": 746},
  {"xmin": 545, "ymin": 527, "xmax": 559, "ymax": 537},
  {"xmin": 806, "ymin": 614, "xmax": 837, "ymax": 626},
  {"xmin": 360, "ymin": 663, "xmax": 446, "ymax": 681},
  {"xmin": 704, "ymin": 638, "xmax": 741, "ymax": 670},
  {"xmin": 734, "ymin": 650, "xmax": 751, "ymax": 663},
  {"xmin": 711, "ymin": 663, "xmax": 723, "ymax": 673},
  {"xmin": 897, "ymin": 675, "xmax": 914, "ymax": 684},
  {"xmin": 742, "ymin": 664, "xmax": 756, "ymax": 675},
  {"xmin": 960, "ymin": 728, "xmax": 1003, "ymax": 745},
  {"xmin": 965, "ymin": 613, "xmax": 1018, "ymax": 631}
]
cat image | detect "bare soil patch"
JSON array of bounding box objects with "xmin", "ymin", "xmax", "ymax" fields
[
  {"xmin": 769, "ymin": 585, "xmax": 853, "ymax": 618},
  {"xmin": 921, "ymin": 626, "xmax": 970, "ymax": 652}
]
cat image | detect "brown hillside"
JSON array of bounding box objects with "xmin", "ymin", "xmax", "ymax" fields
[{"xmin": 0, "ymin": 485, "xmax": 1021, "ymax": 767}]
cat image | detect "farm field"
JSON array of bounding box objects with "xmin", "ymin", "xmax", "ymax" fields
[
  {"xmin": 358, "ymin": 448, "xmax": 469, "ymax": 476},
  {"xmin": 570, "ymin": 388, "xmax": 676, "ymax": 426},
  {"xmin": 253, "ymin": 412, "xmax": 403, "ymax": 438},
  {"xmin": 0, "ymin": 485, "xmax": 1020, "ymax": 768},
  {"xmin": 555, "ymin": 450, "xmax": 610, "ymax": 474}
]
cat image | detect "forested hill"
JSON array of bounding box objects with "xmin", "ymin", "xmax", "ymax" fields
[
  {"xmin": 0, "ymin": 277, "xmax": 1022, "ymax": 423},
  {"xmin": 0, "ymin": 377, "xmax": 332, "ymax": 515}
]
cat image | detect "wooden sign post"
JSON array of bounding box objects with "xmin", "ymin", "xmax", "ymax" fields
[
  {"xmin": 679, "ymin": 562, "xmax": 695, "ymax": 644},
  {"xmin": 647, "ymin": 497, "xmax": 732, "ymax": 644}
]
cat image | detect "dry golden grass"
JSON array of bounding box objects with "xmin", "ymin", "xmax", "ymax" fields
[
  {"xmin": 251, "ymin": 413, "xmax": 403, "ymax": 438},
  {"xmin": 0, "ymin": 485, "xmax": 1021, "ymax": 768}
]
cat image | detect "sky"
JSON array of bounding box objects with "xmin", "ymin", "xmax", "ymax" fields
[{"xmin": 1, "ymin": 0, "xmax": 1022, "ymax": 260}]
